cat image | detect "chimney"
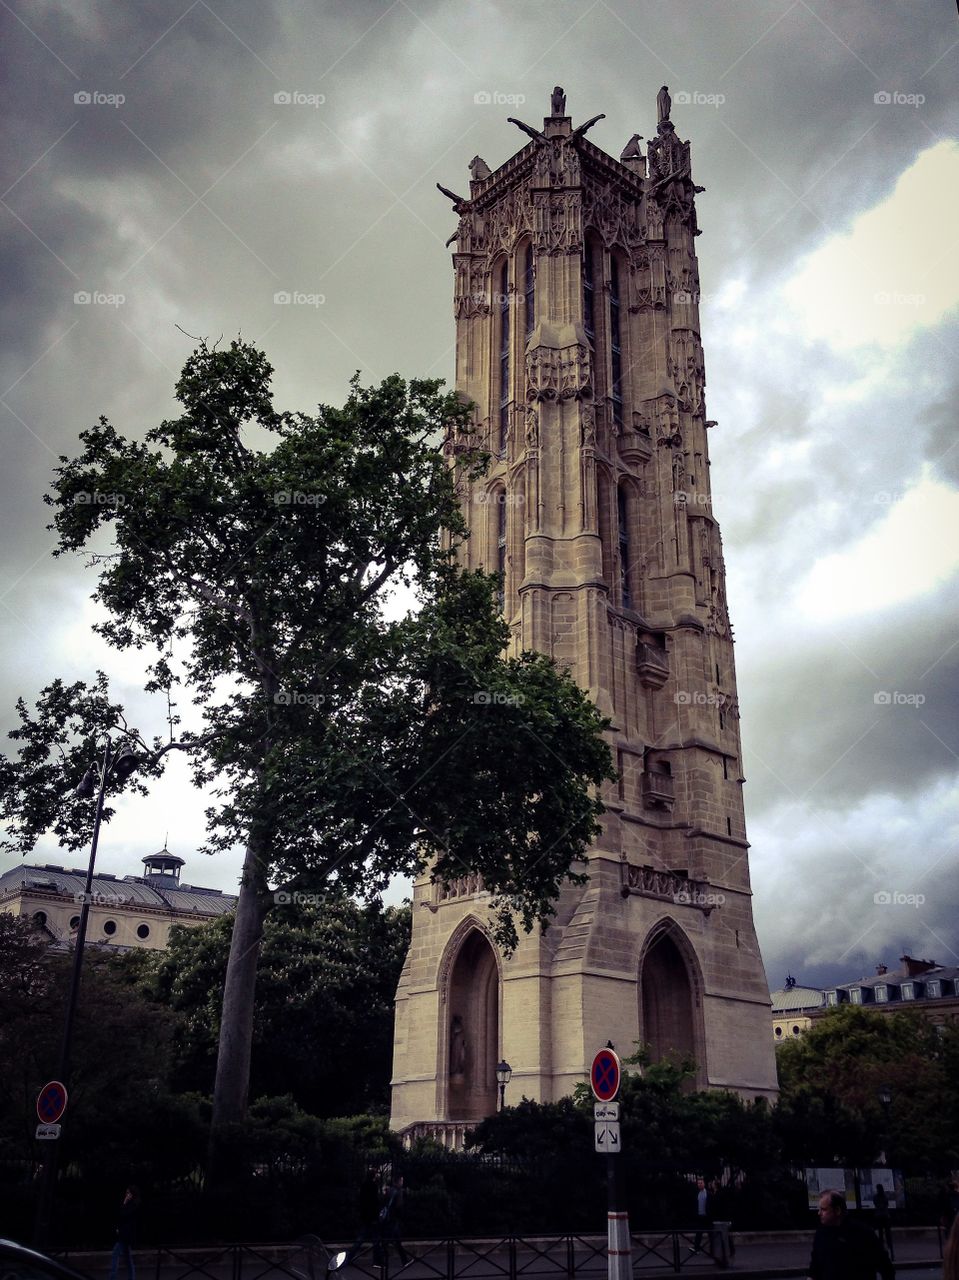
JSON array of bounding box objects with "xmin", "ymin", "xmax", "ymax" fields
[
  {"xmin": 901, "ymin": 954, "xmax": 937, "ymax": 977},
  {"xmin": 875, "ymin": 963, "xmax": 888, "ymax": 976}
]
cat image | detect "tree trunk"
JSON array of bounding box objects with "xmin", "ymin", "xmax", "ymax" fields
[{"xmin": 208, "ymin": 830, "xmax": 271, "ymax": 1181}]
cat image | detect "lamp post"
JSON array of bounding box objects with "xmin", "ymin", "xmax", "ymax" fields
[
  {"xmin": 496, "ymin": 1059, "xmax": 512, "ymax": 1111},
  {"xmin": 877, "ymin": 1082, "xmax": 893, "ymax": 1167},
  {"xmin": 33, "ymin": 734, "xmax": 142, "ymax": 1249}
]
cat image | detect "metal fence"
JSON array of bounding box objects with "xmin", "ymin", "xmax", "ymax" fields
[{"xmin": 135, "ymin": 1231, "xmax": 732, "ymax": 1280}]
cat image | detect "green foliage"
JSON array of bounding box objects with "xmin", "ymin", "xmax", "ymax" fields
[
  {"xmin": 774, "ymin": 1004, "xmax": 959, "ymax": 1172},
  {"xmin": 1, "ymin": 339, "xmax": 614, "ymax": 1125},
  {"xmin": 127, "ymin": 896, "xmax": 411, "ymax": 1113}
]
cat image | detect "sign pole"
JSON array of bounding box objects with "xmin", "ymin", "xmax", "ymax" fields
[{"xmin": 590, "ymin": 1046, "xmax": 630, "ymax": 1280}]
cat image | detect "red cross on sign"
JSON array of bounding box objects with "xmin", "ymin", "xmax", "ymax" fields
[
  {"xmin": 590, "ymin": 1048, "xmax": 621, "ymax": 1102},
  {"xmin": 37, "ymin": 1080, "xmax": 68, "ymax": 1125}
]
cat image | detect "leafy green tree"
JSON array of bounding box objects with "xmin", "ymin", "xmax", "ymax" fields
[
  {"xmin": 775, "ymin": 1004, "xmax": 959, "ymax": 1172},
  {"xmin": 0, "ymin": 341, "xmax": 614, "ymax": 1161},
  {"xmin": 129, "ymin": 896, "xmax": 411, "ymax": 1114}
]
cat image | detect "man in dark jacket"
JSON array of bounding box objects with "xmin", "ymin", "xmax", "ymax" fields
[
  {"xmin": 808, "ymin": 1191, "xmax": 895, "ymax": 1280},
  {"xmin": 108, "ymin": 1185, "xmax": 140, "ymax": 1280}
]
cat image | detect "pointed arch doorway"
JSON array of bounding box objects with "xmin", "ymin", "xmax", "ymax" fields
[
  {"xmin": 639, "ymin": 924, "xmax": 704, "ymax": 1082},
  {"xmin": 446, "ymin": 929, "xmax": 499, "ymax": 1121}
]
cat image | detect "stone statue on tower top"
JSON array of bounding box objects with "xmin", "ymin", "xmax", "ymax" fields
[
  {"xmin": 657, "ymin": 84, "xmax": 671, "ymax": 124},
  {"xmin": 551, "ymin": 85, "xmax": 566, "ymax": 116}
]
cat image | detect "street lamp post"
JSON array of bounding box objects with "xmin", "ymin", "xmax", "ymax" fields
[
  {"xmin": 33, "ymin": 735, "xmax": 141, "ymax": 1249},
  {"xmin": 878, "ymin": 1082, "xmax": 893, "ymax": 1168},
  {"xmin": 496, "ymin": 1060, "xmax": 512, "ymax": 1111}
]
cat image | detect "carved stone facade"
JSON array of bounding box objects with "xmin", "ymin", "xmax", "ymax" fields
[{"xmin": 390, "ymin": 92, "xmax": 778, "ymax": 1136}]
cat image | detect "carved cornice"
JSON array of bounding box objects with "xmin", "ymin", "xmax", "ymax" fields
[{"xmin": 619, "ymin": 862, "xmax": 721, "ymax": 915}]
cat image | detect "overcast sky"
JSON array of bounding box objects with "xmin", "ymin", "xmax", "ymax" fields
[{"xmin": 1, "ymin": 0, "xmax": 957, "ymax": 993}]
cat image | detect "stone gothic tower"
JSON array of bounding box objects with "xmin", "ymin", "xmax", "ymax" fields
[{"xmin": 390, "ymin": 88, "xmax": 777, "ymax": 1140}]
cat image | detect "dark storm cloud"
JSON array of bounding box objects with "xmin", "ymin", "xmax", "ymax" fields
[{"xmin": 1, "ymin": 0, "xmax": 957, "ymax": 980}]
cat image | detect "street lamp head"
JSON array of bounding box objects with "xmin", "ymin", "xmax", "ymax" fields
[
  {"xmin": 74, "ymin": 767, "xmax": 98, "ymax": 800},
  {"xmin": 111, "ymin": 743, "xmax": 140, "ymax": 783},
  {"xmin": 878, "ymin": 1083, "xmax": 893, "ymax": 1107},
  {"xmin": 496, "ymin": 1059, "xmax": 512, "ymax": 1086}
]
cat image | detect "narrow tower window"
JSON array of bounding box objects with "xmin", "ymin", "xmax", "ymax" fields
[
  {"xmin": 618, "ymin": 486, "xmax": 631, "ymax": 610},
  {"xmin": 583, "ymin": 240, "xmax": 595, "ymax": 341},
  {"xmin": 498, "ymin": 260, "xmax": 510, "ymax": 454},
  {"xmin": 496, "ymin": 492, "xmax": 507, "ymax": 610},
  {"xmin": 524, "ymin": 244, "xmax": 535, "ymax": 340},
  {"xmin": 609, "ymin": 257, "xmax": 623, "ymax": 427}
]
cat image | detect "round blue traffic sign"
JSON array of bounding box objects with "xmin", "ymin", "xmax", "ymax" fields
[
  {"xmin": 37, "ymin": 1080, "xmax": 68, "ymax": 1125},
  {"xmin": 590, "ymin": 1048, "xmax": 621, "ymax": 1102}
]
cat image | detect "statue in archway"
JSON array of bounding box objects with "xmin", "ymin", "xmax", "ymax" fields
[{"xmin": 449, "ymin": 1014, "xmax": 467, "ymax": 1078}]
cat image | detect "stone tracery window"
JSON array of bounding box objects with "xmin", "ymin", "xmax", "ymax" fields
[{"xmin": 497, "ymin": 259, "xmax": 510, "ymax": 455}]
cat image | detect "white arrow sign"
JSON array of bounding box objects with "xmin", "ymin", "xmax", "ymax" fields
[
  {"xmin": 594, "ymin": 1102, "xmax": 620, "ymax": 1122},
  {"xmin": 594, "ymin": 1119, "xmax": 621, "ymax": 1152}
]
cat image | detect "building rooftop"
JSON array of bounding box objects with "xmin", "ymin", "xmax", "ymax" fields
[{"xmin": 0, "ymin": 860, "xmax": 236, "ymax": 917}]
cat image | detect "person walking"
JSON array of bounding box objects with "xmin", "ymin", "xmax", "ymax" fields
[
  {"xmin": 377, "ymin": 1173, "xmax": 412, "ymax": 1271},
  {"xmin": 808, "ymin": 1190, "xmax": 894, "ymax": 1280},
  {"xmin": 108, "ymin": 1185, "xmax": 140, "ymax": 1280},
  {"xmin": 691, "ymin": 1176, "xmax": 713, "ymax": 1255},
  {"xmin": 872, "ymin": 1183, "xmax": 894, "ymax": 1258}
]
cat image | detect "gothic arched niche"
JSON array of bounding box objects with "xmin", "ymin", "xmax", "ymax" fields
[
  {"xmin": 639, "ymin": 925, "xmax": 702, "ymax": 1082},
  {"xmin": 446, "ymin": 929, "xmax": 499, "ymax": 1121}
]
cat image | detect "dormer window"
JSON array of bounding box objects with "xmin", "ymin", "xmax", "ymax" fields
[
  {"xmin": 826, "ymin": 990, "xmax": 837, "ymax": 1006},
  {"xmin": 875, "ymin": 984, "xmax": 888, "ymax": 1002},
  {"xmin": 901, "ymin": 982, "xmax": 915, "ymax": 1000},
  {"xmin": 927, "ymin": 979, "xmax": 941, "ymax": 997},
  {"xmin": 850, "ymin": 987, "xmax": 863, "ymax": 1004}
]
